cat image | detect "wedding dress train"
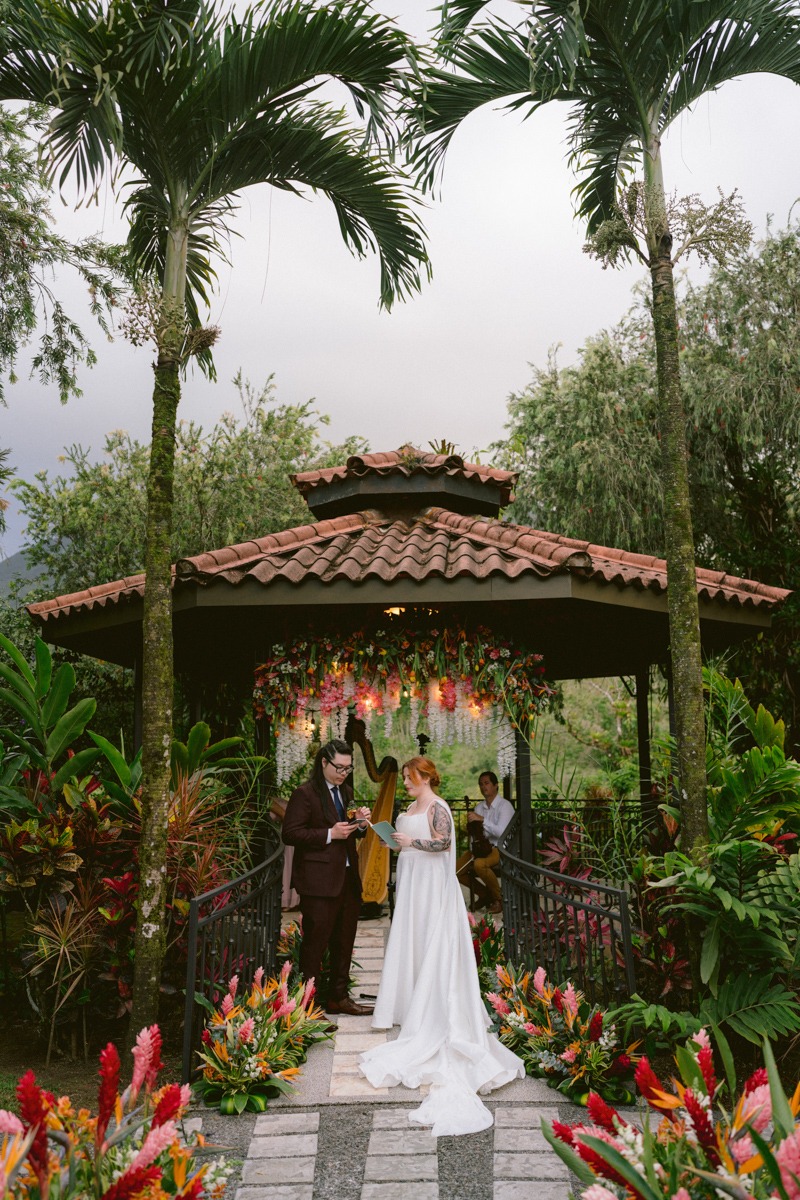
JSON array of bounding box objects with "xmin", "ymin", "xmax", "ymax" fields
[{"xmin": 359, "ymin": 800, "xmax": 524, "ymax": 1136}]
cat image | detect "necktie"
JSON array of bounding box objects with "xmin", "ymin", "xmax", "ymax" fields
[{"xmin": 331, "ymin": 784, "xmax": 345, "ymax": 821}]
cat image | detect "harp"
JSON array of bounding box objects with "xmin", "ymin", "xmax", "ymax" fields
[{"xmin": 346, "ymin": 716, "xmax": 398, "ymax": 907}]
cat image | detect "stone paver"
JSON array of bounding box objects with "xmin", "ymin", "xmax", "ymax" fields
[
  {"xmin": 235, "ymin": 1186, "xmax": 313, "ymax": 1200},
  {"xmin": 494, "ymin": 1128, "xmax": 554, "ymax": 1152},
  {"xmin": 368, "ymin": 1130, "xmax": 438, "ymax": 1156},
  {"xmin": 248, "ymin": 1133, "xmax": 318, "ymax": 1158},
  {"xmin": 494, "ymin": 1107, "xmax": 558, "ymax": 1127},
  {"xmin": 371, "ymin": 1109, "xmax": 417, "ymax": 1130},
  {"xmin": 362, "ymin": 1186, "xmax": 438, "ymax": 1200},
  {"xmin": 241, "ymin": 1157, "xmax": 316, "ymax": 1184},
  {"xmin": 253, "ymin": 1113, "xmax": 320, "ymax": 1135},
  {"xmin": 494, "ymin": 1184, "xmax": 568, "ymax": 1200},
  {"xmin": 493, "ymin": 1152, "xmax": 569, "ymax": 1181},
  {"xmin": 363, "ymin": 1155, "xmax": 438, "ymax": 1182}
]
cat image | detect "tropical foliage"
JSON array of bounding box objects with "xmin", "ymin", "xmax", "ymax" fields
[
  {"xmin": 194, "ymin": 964, "xmax": 330, "ymax": 1113},
  {"xmin": 545, "ymin": 1029, "xmax": 800, "ymax": 1200},
  {"xmin": 485, "ymin": 962, "xmax": 638, "ymax": 1103},
  {"xmin": 469, "ymin": 910, "xmax": 506, "ymax": 992},
  {"xmin": 1, "ymin": 1024, "xmax": 231, "ymax": 1199}
]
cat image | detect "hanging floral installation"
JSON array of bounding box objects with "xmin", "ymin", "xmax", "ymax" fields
[{"xmin": 254, "ymin": 620, "xmax": 555, "ymax": 783}]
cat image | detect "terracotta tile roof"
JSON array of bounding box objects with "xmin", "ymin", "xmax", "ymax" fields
[
  {"xmin": 292, "ymin": 446, "xmax": 517, "ymax": 505},
  {"xmin": 28, "ymin": 507, "xmax": 789, "ymax": 625}
]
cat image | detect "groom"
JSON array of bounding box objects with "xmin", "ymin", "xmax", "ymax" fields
[{"xmin": 282, "ymin": 738, "xmax": 374, "ymax": 1016}]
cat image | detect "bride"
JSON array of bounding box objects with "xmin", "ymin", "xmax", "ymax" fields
[{"xmin": 359, "ymin": 756, "xmax": 524, "ymax": 1136}]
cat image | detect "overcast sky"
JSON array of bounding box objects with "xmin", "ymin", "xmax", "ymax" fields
[{"xmin": 3, "ymin": 0, "xmax": 800, "ymax": 557}]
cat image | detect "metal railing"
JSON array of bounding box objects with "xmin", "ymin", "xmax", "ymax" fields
[
  {"xmin": 499, "ymin": 817, "xmax": 636, "ymax": 1007},
  {"xmin": 181, "ymin": 821, "xmax": 284, "ymax": 1082},
  {"xmin": 530, "ymin": 797, "xmax": 662, "ymax": 887}
]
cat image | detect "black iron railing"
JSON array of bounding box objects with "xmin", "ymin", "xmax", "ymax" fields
[
  {"xmin": 181, "ymin": 822, "xmax": 284, "ymax": 1082},
  {"xmin": 499, "ymin": 817, "xmax": 636, "ymax": 1007},
  {"xmin": 530, "ymin": 798, "xmax": 661, "ymax": 886}
]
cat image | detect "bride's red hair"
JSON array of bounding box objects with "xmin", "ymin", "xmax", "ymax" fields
[{"xmin": 402, "ymin": 755, "xmax": 441, "ymax": 790}]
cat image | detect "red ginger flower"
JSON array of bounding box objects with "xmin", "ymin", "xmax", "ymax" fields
[
  {"xmin": 574, "ymin": 1128, "xmax": 645, "ymax": 1198},
  {"xmin": 745, "ymin": 1067, "xmax": 769, "ymax": 1095},
  {"xmin": 551, "ymin": 1121, "xmax": 575, "ymax": 1145},
  {"xmin": 97, "ymin": 1043, "xmax": 121, "ymax": 1146},
  {"xmin": 587, "ymin": 1093, "xmax": 626, "ymax": 1133},
  {"xmin": 552, "ymin": 988, "xmax": 564, "ymax": 1013},
  {"xmin": 634, "ymin": 1056, "xmax": 675, "ymax": 1121},
  {"xmin": 588, "ymin": 1011, "xmax": 603, "ymax": 1042},
  {"xmin": 683, "ymin": 1088, "xmax": 720, "ymax": 1167},
  {"xmin": 16, "ymin": 1069, "xmax": 51, "ymax": 1188},
  {"xmin": 696, "ymin": 1044, "xmax": 717, "ymax": 1097},
  {"xmin": 152, "ymin": 1084, "xmax": 184, "ymax": 1129},
  {"xmin": 100, "ymin": 1164, "xmax": 162, "ymax": 1200}
]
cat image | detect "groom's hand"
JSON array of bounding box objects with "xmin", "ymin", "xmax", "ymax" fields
[{"xmin": 331, "ymin": 821, "xmax": 353, "ymax": 840}]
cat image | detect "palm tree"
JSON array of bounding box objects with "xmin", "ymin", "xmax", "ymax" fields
[
  {"xmin": 411, "ymin": 0, "xmax": 800, "ymax": 856},
  {"xmin": 0, "ymin": 0, "xmax": 428, "ymax": 1030}
]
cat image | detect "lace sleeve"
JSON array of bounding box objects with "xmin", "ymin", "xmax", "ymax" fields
[{"xmin": 411, "ymin": 801, "xmax": 452, "ymax": 852}]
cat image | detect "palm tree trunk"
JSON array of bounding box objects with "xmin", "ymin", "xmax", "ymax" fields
[
  {"xmin": 645, "ymin": 155, "xmax": 709, "ymax": 860},
  {"xmin": 129, "ymin": 223, "xmax": 188, "ymax": 1034}
]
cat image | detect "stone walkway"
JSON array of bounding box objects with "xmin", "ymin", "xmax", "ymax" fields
[{"xmin": 203, "ymin": 916, "xmax": 599, "ymax": 1200}]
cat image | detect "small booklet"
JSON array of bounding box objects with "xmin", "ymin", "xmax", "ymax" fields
[{"xmin": 369, "ymin": 820, "xmax": 401, "ymax": 849}]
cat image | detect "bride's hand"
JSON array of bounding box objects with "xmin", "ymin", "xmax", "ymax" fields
[{"xmin": 392, "ymin": 831, "xmax": 412, "ymax": 848}]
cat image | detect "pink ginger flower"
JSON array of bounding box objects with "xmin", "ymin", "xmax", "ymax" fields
[
  {"xmin": 583, "ymin": 1187, "xmax": 620, "ymax": 1200},
  {"xmin": 128, "ymin": 1118, "xmax": 178, "ymax": 1173},
  {"xmin": 560, "ymin": 1047, "xmax": 578, "ymax": 1064},
  {"xmin": 563, "ymin": 982, "xmax": 579, "ymax": 1017},
  {"xmin": 692, "ymin": 1028, "xmax": 711, "ymax": 1050},
  {"xmin": 228, "ymin": 975, "xmax": 239, "ymax": 997},
  {"xmin": 776, "ymin": 1129, "xmax": 800, "ymax": 1200},
  {"xmin": 671, "ymin": 1191, "xmax": 692, "ymax": 1200},
  {"xmin": 280, "ymin": 960, "xmax": 292, "ymax": 982},
  {"xmin": 486, "ymin": 992, "xmax": 510, "ymax": 1017},
  {"xmin": 468, "ymin": 912, "xmax": 477, "ymax": 928},
  {"xmin": 533, "ymin": 966, "xmax": 547, "ymax": 996},
  {"xmin": 130, "ymin": 1025, "xmax": 164, "ymax": 1102},
  {"xmin": 254, "ymin": 967, "xmax": 265, "ymax": 988},
  {"xmin": 740, "ymin": 1083, "xmax": 772, "ymax": 1134},
  {"xmin": 0, "ymin": 1111, "xmax": 24, "ymax": 1135},
  {"xmin": 238, "ymin": 1018, "xmax": 256, "ymax": 1045},
  {"xmin": 731, "ymin": 1133, "xmax": 755, "ymax": 1165},
  {"xmin": 523, "ymin": 1022, "xmax": 541, "ymax": 1035},
  {"xmin": 302, "ymin": 979, "xmax": 316, "ymax": 1008},
  {"xmin": 275, "ymin": 999, "xmax": 297, "ymax": 1019},
  {"xmin": 221, "ymin": 994, "xmax": 234, "ymax": 1016}
]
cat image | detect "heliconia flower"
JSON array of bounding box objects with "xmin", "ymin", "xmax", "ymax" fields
[
  {"xmin": 97, "ymin": 1043, "xmax": 121, "ymax": 1145},
  {"xmin": 533, "ymin": 966, "xmax": 547, "ymax": 996},
  {"xmin": 587, "ymin": 1093, "xmax": 626, "ymax": 1133},
  {"xmin": 0, "ymin": 1111, "xmax": 24, "ymax": 1135},
  {"xmin": 583, "ymin": 1186, "xmax": 621, "ymax": 1200},
  {"xmin": 683, "ymin": 1088, "xmax": 719, "ymax": 1166},
  {"xmin": 152, "ymin": 1084, "xmax": 185, "ymax": 1129},
  {"xmin": 254, "ymin": 967, "xmax": 265, "ymax": 988},
  {"xmin": 16, "ymin": 1070, "xmax": 50, "ymax": 1186},
  {"xmin": 100, "ymin": 1164, "xmax": 162, "ymax": 1200},
  {"xmin": 221, "ymin": 994, "xmax": 234, "ymax": 1016},
  {"xmin": 775, "ymin": 1128, "xmax": 800, "ymax": 1200},
  {"xmin": 228, "ymin": 975, "xmax": 239, "ymax": 997},
  {"xmin": 588, "ymin": 1011, "xmax": 603, "ymax": 1042},
  {"xmin": 744, "ymin": 1067, "xmax": 769, "ymax": 1095},
  {"xmin": 562, "ymin": 983, "xmax": 579, "ymax": 1017},
  {"xmin": 238, "ymin": 1019, "xmax": 256, "ymax": 1046},
  {"xmin": 129, "ymin": 1119, "xmax": 178, "ymax": 1173},
  {"xmin": 692, "ymin": 1027, "xmax": 711, "ymax": 1050},
  {"xmin": 486, "ymin": 992, "xmax": 511, "ymax": 1017},
  {"xmin": 695, "ymin": 1044, "xmax": 717, "ymax": 1097},
  {"xmin": 552, "ymin": 988, "xmax": 564, "ymax": 1013}
]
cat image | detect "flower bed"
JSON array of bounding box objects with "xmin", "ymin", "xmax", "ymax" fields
[
  {"xmin": 0, "ymin": 1024, "xmax": 230, "ymax": 1198},
  {"xmin": 485, "ymin": 963, "xmax": 638, "ymax": 1103},
  {"xmin": 194, "ymin": 964, "xmax": 331, "ymax": 1113}
]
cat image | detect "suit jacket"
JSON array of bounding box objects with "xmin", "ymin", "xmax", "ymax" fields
[{"xmin": 281, "ymin": 778, "xmax": 363, "ymax": 898}]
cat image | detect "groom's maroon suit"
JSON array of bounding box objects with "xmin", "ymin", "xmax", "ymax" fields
[{"xmin": 281, "ymin": 778, "xmax": 363, "ymax": 1001}]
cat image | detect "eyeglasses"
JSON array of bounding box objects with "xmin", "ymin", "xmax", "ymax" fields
[{"xmin": 326, "ymin": 761, "xmax": 353, "ymax": 776}]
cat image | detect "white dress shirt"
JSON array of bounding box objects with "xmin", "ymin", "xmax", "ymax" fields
[{"xmin": 474, "ymin": 795, "xmax": 514, "ymax": 847}]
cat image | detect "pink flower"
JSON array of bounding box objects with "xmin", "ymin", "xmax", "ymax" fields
[
  {"xmin": 776, "ymin": 1129, "xmax": 800, "ymax": 1200},
  {"xmin": 228, "ymin": 975, "xmax": 239, "ymax": 997},
  {"xmin": 128, "ymin": 1119, "xmax": 178, "ymax": 1172},
  {"xmin": 560, "ymin": 1047, "xmax": 577, "ymax": 1064},
  {"xmin": 238, "ymin": 1018, "xmax": 255, "ymax": 1045},
  {"xmin": 0, "ymin": 1111, "xmax": 24, "ymax": 1135},
  {"xmin": 582, "ymin": 1187, "xmax": 620, "ymax": 1200},
  {"xmin": 731, "ymin": 1133, "xmax": 754, "ymax": 1164},
  {"xmin": 302, "ymin": 979, "xmax": 316, "ymax": 1008},
  {"xmin": 563, "ymin": 982, "xmax": 579, "ymax": 1017},
  {"xmin": 468, "ymin": 912, "xmax": 477, "ymax": 928},
  {"xmin": 533, "ymin": 966, "xmax": 547, "ymax": 996},
  {"xmin": 741, "ymin": 1083, "xmax": 771, "ymax": 1134},
  {"xmin": 221, "ymin": 994, "xmax": 234, "ymax": 1016},
  {"xmin": 692, "ymin": 1028, "xmax": 711, "ymax": 1050},
  {"xmin": 274, "ymin": 999, "xmax": 297, "ymax": 1019},
  {"xmin": 130, "ymin": 1025, "xmax": 163, "ymax": 1102},
  {"xmin": 254, "ymin": 967, "xmax": 265, "ymax": 987},
  {"xmin": 281, "ymin": 960, "xmax": 292, "ymax": 982},
  {"xmin": 486, "ymin": 992, "xmax": 510, "ymax": 1017},
  {"xmin": 671, "ymin": 1191, "xmax": 692, "ymax": 1200},
  {"xmin": 523, "ymin": 1022, "xmax": 541, "ymax": 1035}
]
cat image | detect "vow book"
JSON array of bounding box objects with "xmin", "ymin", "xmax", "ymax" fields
[{"xmin": 370, "ymin": 820, "xmax": 401, "ymax": 849}]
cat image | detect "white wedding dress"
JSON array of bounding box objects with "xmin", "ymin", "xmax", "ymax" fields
[{"xmin": 359, "ymin": 799, "xmax": 524, "ymax": 1136}]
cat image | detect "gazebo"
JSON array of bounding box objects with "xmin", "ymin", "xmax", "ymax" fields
[{"xmin": 28, "ymin": 446, "xmax": 789, "ymax": 861}]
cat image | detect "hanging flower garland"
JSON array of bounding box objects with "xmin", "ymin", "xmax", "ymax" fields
[{"xmin": 254, "ymin": 622, "xmax": 555, "ymax": 784}]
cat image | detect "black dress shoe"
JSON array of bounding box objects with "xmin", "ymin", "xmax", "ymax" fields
[{"xmin": 326, "ymin": 996, "xmax": 374, "ymax": 1016}]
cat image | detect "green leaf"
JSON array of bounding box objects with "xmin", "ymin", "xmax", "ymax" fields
[
  {"xmin": 88, "ymin": 730, "xmax": 132, "ymax": 788},
  {"xmin": 41, "ymin": 663, "xmax": 76, "ymax": 730},
  {"xmin": 232, "ymin": 1092, "xmax": 248, "ymax": 1114},
  {"xmin": 33, "ymin": 637, "xmax": 52, "ymax": 700},
  {"xmin": 45, "ymin": 697, "xmax": 96, "ymax": 763},
  {"xmin": 764, "ymin": 1037, "xmax": 795, "ymax": 1141},
  {"xmin": 700, "ymin": 922, "xmax": 720, "ymax": 984},
  {"xmin": 711, "ymin": 1024, "xmax": 736, "ymax": 1099},
  {"xmin": 52, "ymin": 746, "xmax": 100, "ymax": 791},
  {"xmin": 194, "ymin": 991, "xmax": 215, "ymax": 1012},
  {"xmin": 0, "ymin": 630, "xmax": 36, "ymax": 689},
  {"xmin": 186, "ymin": 721, "xmax": 211, "ymax": 776},
  {"xmin": 0, "ymin": 685, "xmax": 42, "ymax": 740},
  {"xmin": 540, "ymin": 1120, "xmax": 596, "ymax": 1186},
  {"xmin": 0, "ymin": 661, "xmax": 39, "ymax": 711},
  {"xmin": 574, "ymin": 1135, "xmax": 661, "ymax": 1200}
]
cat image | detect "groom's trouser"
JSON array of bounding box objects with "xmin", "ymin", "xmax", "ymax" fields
[{"xmin": 299, "ymin": 870, "xmax": 361, "ymax": 1002}]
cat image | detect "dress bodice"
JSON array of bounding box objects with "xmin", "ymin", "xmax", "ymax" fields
[{"xmin": 396, "ymin": 806, "xmax": 436, "ymax": 845}]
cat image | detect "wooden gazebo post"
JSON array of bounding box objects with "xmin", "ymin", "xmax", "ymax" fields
[{"xmin": 515, "ymin": 727, "xmax": 533, "ymax": 861}]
